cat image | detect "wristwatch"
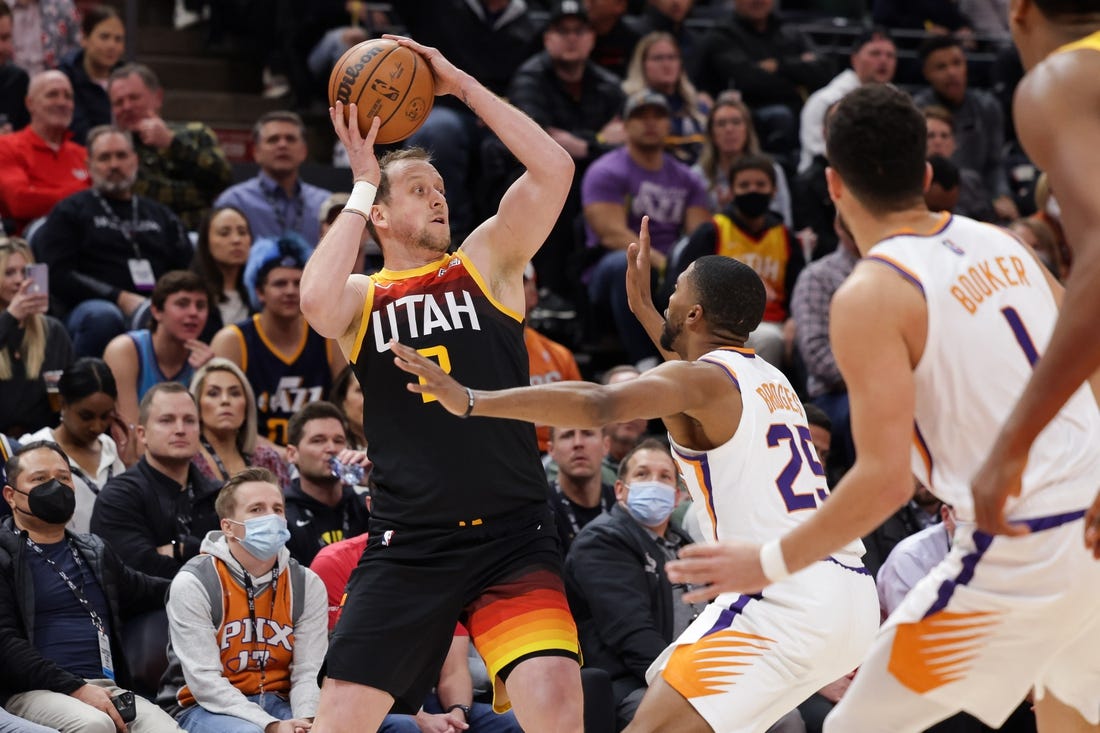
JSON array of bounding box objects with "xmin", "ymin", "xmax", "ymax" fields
[{"xmin": 445, "ymin": 704, "xmax": 471, "ymax": 722}]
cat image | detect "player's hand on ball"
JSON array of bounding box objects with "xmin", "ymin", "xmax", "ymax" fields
[
  {"xmin": 383, "ymin": 34, "xmax": 465, "ymax": 98},
  {"xmin": 330, "ymin": 101, "xmax": 381, "ymax": 186},
  {"xmin": 390, "ymin": 340, "xmax": 471, "ymax": 416},
  {"xmin": 666, "ymin": 540, "xmax": 769, "ymax": 601}
]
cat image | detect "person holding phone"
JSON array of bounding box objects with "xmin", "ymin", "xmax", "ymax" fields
[{"xmin": 0, "ymin": 237, "xmax": 73, "ymax": 437}]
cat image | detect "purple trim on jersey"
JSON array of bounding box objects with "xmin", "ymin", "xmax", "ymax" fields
[
  {"xmin": 923, "ymin": 531, "xmax": 994, "ymax": 618},
  {"xmin": 1000, "ymin": 306, "xmax": 1040, "ymax": 366},
  {"xmin": 825, "ymin": 556, "xmax": 871, "ymax": 576},
  {"xmin": 672, "ymin": 445, "xmax": 719, "ymax": 534},
  {"xmin": 699, "ymin": 357, "xmax": 741, "ymax": 390},
  {"xmin": 704, "ymin": 593, "xmax": 763, "ymax": 636},
  {"xmin": 865, "ymin": 255, "xmax": 926, "ymax": 297},
  {"xmin": 914, "ymin": 420, "xmax": 933, "ymax": 476},
  {"xmin": 1018, "ymin": 509, "xmax": 1086, "ymax": 532}
]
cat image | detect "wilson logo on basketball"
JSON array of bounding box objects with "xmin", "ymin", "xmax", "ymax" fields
[{"xmin": 335, "ymin": 45, "xmax": 387, "ymax": 103}]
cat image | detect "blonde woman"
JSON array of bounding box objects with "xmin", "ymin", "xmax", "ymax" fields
[
  {"xmin": 189, "ymin": 357, "xmax": 290, "ymax": 489},
  {"xmin": 692, "ymin": 93, "xmax": 792, "ymax": 226},
  {"xmin": 622, "ymin": 32, "xmax": 709, "ymax": 165},
  {"xmin": 0, "ymin": 237, "xmax": 72, "ymax": 437}
]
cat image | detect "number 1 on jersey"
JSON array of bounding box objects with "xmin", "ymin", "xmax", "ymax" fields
[{"xmin": 1001, "ymin": 306, "xmax": 1039, "ymax": 366}]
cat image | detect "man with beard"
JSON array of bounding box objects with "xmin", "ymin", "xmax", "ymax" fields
[
  {"xmin": 212, "ymin": 235, "xmax": 344, "ymax": 446},
  {"xmin": 389, "ymin": 218, "xmax": 878, "ymax": 733},
  {"xmin": 299, "ymin": 35, "xmax": 582, "ymax": 733},
  {"xmin": 0, "ymin": 70, "xmax": 89, "ymax": 234},
  {"xmin": 34, "ymin": 125, "xmax": 191, "ymax": 357}
]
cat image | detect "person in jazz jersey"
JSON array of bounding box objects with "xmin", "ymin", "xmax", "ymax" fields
[
  {"xmin": 299, "ymin": 36, "xmax": 583, "ymax": 733},
  {"xmin": 390, "ymin": 217, "xmax": 879, "ymax": 733}
]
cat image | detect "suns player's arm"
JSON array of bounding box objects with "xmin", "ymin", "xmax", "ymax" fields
[
  {"xmin": 392, "ymin": 340, "xmax": 733, "ymax": 427},
  {"xmin": 625, "ymin": 217, "xmax": 678, "ymax": 362},
  {"xmin": 165, "ymin": 568, "xmax": 285, "ymax": 728},
  {"xmin": 389, "ymin": 37, "xmax": 575, "ymax": 309},
  {"xmin": 300, "ymin": 101, "xmax": 381, "ymax": 341},
  {"xmin": 993, "ymin": 55, "xmax": 1100, "ymax": 459},
  {"xmin": 102, "ymin": 334, "xmax": 140, "ymax": 427},
  {"xmin": 667, "ymin": 262, "xmax": 920, "ymax": 598}
]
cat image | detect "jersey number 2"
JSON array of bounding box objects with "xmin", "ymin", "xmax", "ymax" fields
[
  {"xmin": 417, "ymin": 345, "xmax": 452, "ymax": 404},
  {"xmin": 767, "ymin": 424, "xmax": 828, "ymax": 512}
]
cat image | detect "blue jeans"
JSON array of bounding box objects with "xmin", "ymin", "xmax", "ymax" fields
[
  {"xmin": 378, "ymin": 692, "xmax": 522, "ymax": 733},
  {"xmin": 65, "ymin": 298, "xmax": 127, "ymax": 358},
  {"xmin": 0, "ymin": 708, "xmax": 57, "ymax": 733},
  {"xmin": 588, "ymin": 250, "xmax": 658, "ymax": 364},
  {"xmin": 176, "ymin": 693, "xmax": 294, "ymax": 733}
]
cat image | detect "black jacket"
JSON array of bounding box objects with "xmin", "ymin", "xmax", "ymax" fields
[
  {"xmin": 34, "ymin": 189, "xmax": 191, "ymax": 318},
  {"xmin": 0, "ymin": 516, "xmax": 170, "ymax": 703},
  {"xmin": 59, "ymin": 50, "xmax": 118, "ymax": 145},
  {"xmin": 0, "ymin": 64, "xmax": 30, "ymax": 132},
  {"xmin": 283, "ymin": 479, "xmax": 371, "ymax": 566},
  {"xmin": 90, "ymin": 458, "xmax": 221, "ymax": 579},
  {"xmin": 508, "ymin": 52, "xmax": 625, "ymax": 173},
  {"xmin": 695, "ymin": 13, "xmax": 833, "ymax": 108},
  {"xmin": 564, "ymin": 505, "xmax": 692, "ymax": 706}
]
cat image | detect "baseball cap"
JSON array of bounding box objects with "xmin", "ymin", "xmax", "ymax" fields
[
  {"xmin": 623, "ymin": 90, "xmax": 670, "ymax": 119},
  {"xmin": 244, "ymin": 233, "xmax": 312, "ymax": 310},
  {"xmin": 549, "ymin": 0, "xmax": 589, "ymax": 25}
]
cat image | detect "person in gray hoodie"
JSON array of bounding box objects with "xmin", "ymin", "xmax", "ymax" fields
[{"xmin": 157, "ymin": 467, "xmax": 328, "ymax": 733}]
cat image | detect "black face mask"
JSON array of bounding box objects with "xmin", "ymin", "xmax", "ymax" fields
[
  {"xmin": 733, "ymin": 191, "xmax": 772, "ymax": 219},
  {"xmin": 14, "ymin": 479, "xmax": 76, "ymax": 525}
]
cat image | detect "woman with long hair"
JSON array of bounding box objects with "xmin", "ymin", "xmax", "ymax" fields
[
  {"xmin": 20, "ymin": 357, "xmax": 132, "ymax": 533},
  {"xmin": 693, "ymin": 92, "xmax": 793, "ymax": 226},
  {"xmin": 189, "ymin": 357, "xmax": 290, "ymax": 489},
  {"xmin": 329, "ymin": 365, "xmax": 366, "ymax": 450},
  {"xmin": 59, "ymin": 4, "xmax": 125, "ymax": 143},
  {"xmin": 192, "ymin": 205, "xmax": 255, "ymax": 342},
  {"xmin": 621, "ymin": 31, "xmax": 709, "ymax": 165},
  {"xmin": 0, "ymin": 237, "xmax": 73, "ymax": 436}
]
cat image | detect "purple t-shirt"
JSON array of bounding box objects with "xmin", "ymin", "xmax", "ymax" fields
[{"xmin": 581, "ymin": 147, "xmax": 710, "ymax": 254}]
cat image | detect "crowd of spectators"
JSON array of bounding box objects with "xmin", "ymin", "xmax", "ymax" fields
[{"xmin": 0, "ymin": 0, "xmax": 1051, "ymax": 731}]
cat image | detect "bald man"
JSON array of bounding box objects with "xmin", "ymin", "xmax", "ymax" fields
[{"xmin": 0, "ymin": 70, "xmax": 90, "ymax": 233}]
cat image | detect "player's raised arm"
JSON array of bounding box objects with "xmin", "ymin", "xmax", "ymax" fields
[
  {"xmin": 300, "ymin": 104, "xmax": 380, "ymax": 340},
  {"xmin": 385, "ymin": 35, "xmax": 575, "ymax": 277},
  {"xmin": 626, "ymin": 217, "xmax": 678, "ymax": 362}
]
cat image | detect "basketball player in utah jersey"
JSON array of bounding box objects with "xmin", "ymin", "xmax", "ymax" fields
[
  {"xmin": 300, "ymin": 37, "xmax": 582, "ymax": 733},
  {"xmin": 972, "ymin": 0, "xmax": 1100, "ymax": 556},
  {"xmin": 390, "ymin": 219, "xmax": 879, "ymax": 733},
  {"xmin": 664, "ymin": 84, "xmax": 1100, "ymax": 733}
]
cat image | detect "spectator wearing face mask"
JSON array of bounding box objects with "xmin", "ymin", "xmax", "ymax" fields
[
  {"xmin": 562, "ymin": 439, "xmax": 698, "ymax": 730},
  {"xmin": 157, "ymin": 467, "xmax": 328, "ymax": 733}
]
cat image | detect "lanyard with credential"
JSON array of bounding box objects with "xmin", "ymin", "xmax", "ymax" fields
[
  {"xmin": 91, "ymin": 190, "xmax": 141, "ymax": 256},
  {"xmin": 19, "ymin": 531, "xmax": 115, "ymax": 679},
  {"xmin": 242, "ymin": 558, "xmax": 279, "ymax": 696}
]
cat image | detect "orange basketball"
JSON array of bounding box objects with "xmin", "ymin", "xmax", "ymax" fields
[{"xmin": 328, "ymin": 38, "xmax": 435, "ymax": 145}]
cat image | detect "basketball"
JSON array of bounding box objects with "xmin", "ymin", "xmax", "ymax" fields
[{"xmin": 328, "ymin": 38, "xmax": 435, "ymax": 145}]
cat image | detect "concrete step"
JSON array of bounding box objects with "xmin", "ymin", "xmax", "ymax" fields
[
  {"xmin": 160, "ymin": 90, "xmax": 283, "ymax": 126},
  {"xmin": 134, "ymin": 25, "xmax": 212, "ymax": 56}
]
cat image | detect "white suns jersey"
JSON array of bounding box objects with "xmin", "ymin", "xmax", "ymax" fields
[
  {"xmin": 671, "ymin": 347, "xmax": 864, "ymax": 562},
  {"xmin": 868, "ymin": 214, "xmax": 1100, "ymax": 520}
]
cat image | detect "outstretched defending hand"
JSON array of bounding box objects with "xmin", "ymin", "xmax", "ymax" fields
[
  {"xmin": 390, "ymin": 340, "xmax": 472, "ymax": 416},
  {"xmin": 665, "ymin": 540, "xmax": 769, "ymax": 602},
  {"xmin": 329, "ymin": 101, "xmax": 381, "ymax": 186},
  {"xmin": 383, "ymin": 35, "xmax": 467, "ymax": 99},
  {"xmin": 625, "ymin": 215, "xmax": 655, "ymax": 318}
]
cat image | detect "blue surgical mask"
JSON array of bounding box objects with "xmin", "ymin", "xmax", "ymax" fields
[
  {"xmin": 229, "ymin": 514, "xmax": 290, "ymax": 561},
  {"xmin": 625, "ymin": 481, "xmax": 677, "ymax": 527}
]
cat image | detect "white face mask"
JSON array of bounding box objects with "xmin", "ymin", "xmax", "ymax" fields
[{"xmin": 624, "ymin": 481, "xmax": 678, "ymax": 527}]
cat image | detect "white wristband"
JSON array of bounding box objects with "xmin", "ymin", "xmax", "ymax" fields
[
  {"xmin": 344, "ymin": 180, "xmax": 377, "ymax": 220},
  {"xmin": 759, "ymin": 539, "xmax": 791, "ymax": 583}
]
